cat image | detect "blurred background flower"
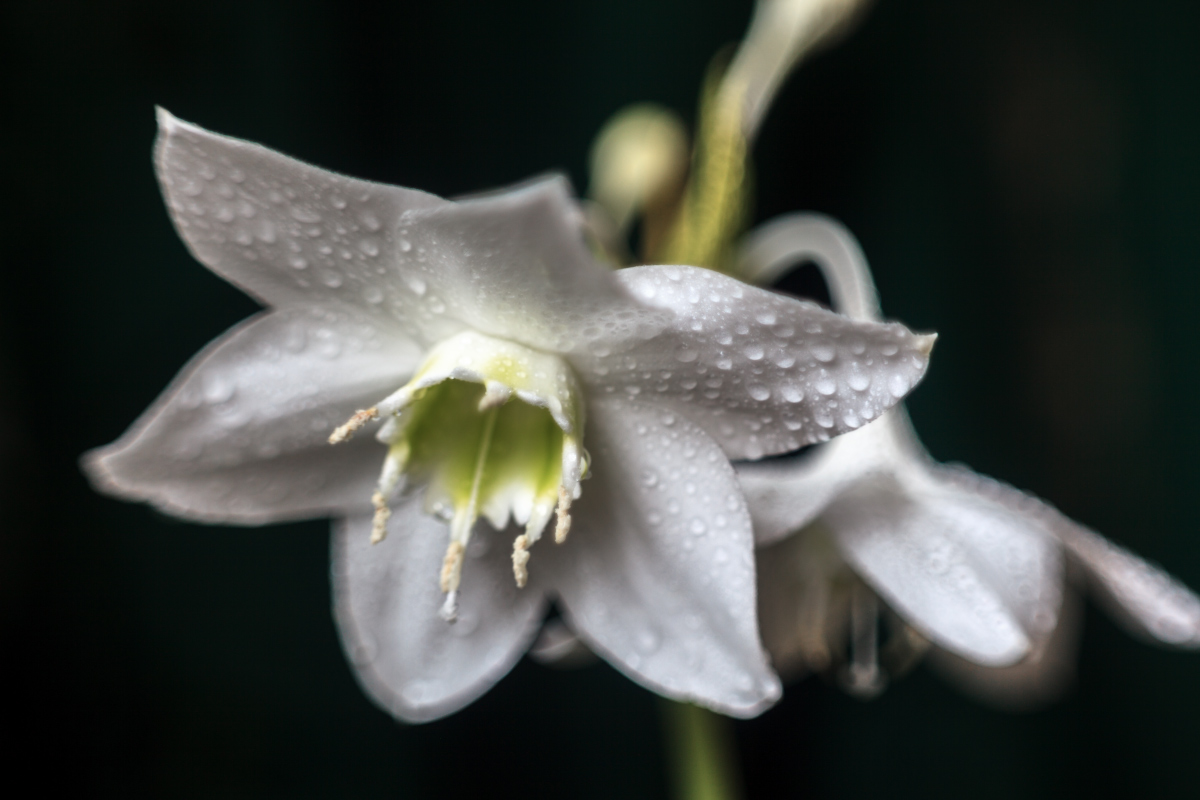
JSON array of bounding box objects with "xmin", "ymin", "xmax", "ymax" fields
[{"xmin": 3, "ymin": 0, "xmax": 1199, "ymax": 797}]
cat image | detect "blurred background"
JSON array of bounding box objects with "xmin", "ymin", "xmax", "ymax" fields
[{"xmin": 3, "ymin": 0, "xmax": 1198, "ymax": 796}]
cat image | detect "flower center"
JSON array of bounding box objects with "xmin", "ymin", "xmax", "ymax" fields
[{"xmin": 328, "ymin": 330, "xmax": 586, "ymax": 621}]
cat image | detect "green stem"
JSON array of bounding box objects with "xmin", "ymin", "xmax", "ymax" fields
[{"xmin": 662, "ymin": 700, "xmax": 743, "ymax": 800}]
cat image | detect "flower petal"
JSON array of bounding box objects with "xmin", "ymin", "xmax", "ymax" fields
[
  {"xmin": 737, "ymin": 444, "xmax": 860, "ymax": 546},
  {"xmin": 825, "ymin": 479, "xmax": 1032, "ymax": 666},
  {"xmin": 934, "ymin": 465, "xmax": 1200, "ymax": 648},
  {"xmin": 333, "ymin": 499, "xmax": 546, "ymax": 723},
  {"xmin": 155, "ymin": 109, "xmax": 450, "ymax": 332},
  {"xmin": 1055, "ymin": 519, "xmax": 1200, "ymax": 647},
  {"xmin": 927, "ymin": 587, "xmax": 1083, "ymax": 710},
  {"xmin": 397, "ymin": 176, "xmax": 648, "ymax": 352},
  {"xmin": 83, "ymin": 307, "xmax": 419, "ymax": 523},
  {"xmin": 915, "ymin": 465, "xmax": 1065, "ymax": 643},
  {"xmin": 541, "ymin": 396, "xmax": 781, "ymax": 717},
  {"xmin": 736, "ymin": 409, "xmax": 920, "ymax": 545},
  {"xmin": 579, "ymin": 265, "xmax": 934, "ymax": 461}
]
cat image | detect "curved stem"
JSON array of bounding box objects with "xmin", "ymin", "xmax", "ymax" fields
[{"xmin": 736, "ymin": 212, "xmax": 882, "ymax": 322}]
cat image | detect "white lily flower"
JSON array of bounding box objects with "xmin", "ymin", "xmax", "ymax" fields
[
  {"xmin": 738, "ymin": 214, "xmax": 1200, "ymax": 700},
  {"xmin": 83, "ymin": 111, "xmax": 935, "ymax": 722}
]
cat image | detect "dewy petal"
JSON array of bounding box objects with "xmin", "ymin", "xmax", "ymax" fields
[
  {"xmin": 541, "ymin": 397, "xmax": 781, "ymax": 717},
  {"xmin": 912, "ymin": 467, "xmax": 1064, "ymax": 643},
  {"xmin": 155, "ymin": 109, "xmax": 452, "ymax": 344},
  {"xmin": 397, "ymin": 177, "xmax": 656, "ymax": 353},
  {"xmin": 824, "ymin": 479, "xmax": 1033, "ymax": 666},
  {"xmin": 936, "ymin": 466, "xmax": 1200, "ymax": 648},
  {"xmin": 736, "ymin": 410, "xmax": 919, "ymax": 546},
  {"xmin": 333, "ymin": 498, "xmax": 546, "ymax": 723},
  {"xmin": 1053, "ymin": 517, "xmax": 1200, "ymax": 647},
  {"xmin": 578, "ymin": 265, "xmax": 935, "ymax": 461},
  {"xmin": 83, "ymin": 307, "xmax": 420, "ymax": 523}
]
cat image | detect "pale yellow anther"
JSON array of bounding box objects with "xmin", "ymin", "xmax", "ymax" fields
[
  {"xmin": 329, "ymin": 406, "xmax": 379, "ymax": 444},
  {"xmin": 370, "ymin": 491, "xmax": 391, "ymax": 544},
  {"xmin": 554, "ymin": 486, "xmax": 573, "ymax": 544},
  {"xmin": 440, "ymin": 540, "xmax": 466, "ymax": 593},
  {"xmin": 512, "ymin": 534, "xmax": 531, "ymax": 588}
]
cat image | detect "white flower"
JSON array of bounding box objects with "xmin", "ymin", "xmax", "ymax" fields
[
  {"xmin": 83, "ymin": 111, "xmax": 935, "ymax": 721},
  {"xmin": 738, "ymin": 214, "xmax": 1200, "ymax": 700}
]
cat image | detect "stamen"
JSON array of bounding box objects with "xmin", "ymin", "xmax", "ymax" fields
[
  {"xmin": 554, "ymin": 486, "xmax": 573, "ymax": 544},
  {"xmin": 329, "ymin": 406, "xmax": 379, "ymax": 444},
  {"xmin": 370, "ymin": 492, "xmax": 391, "ymax": 544},
  {"xmin": 843, "ymin": 584, "xmax": 885, "ymax": 698},
  {"xmin": 437, "ymin": 405, "xmax": 500, "ymax": 619},
  {"xmin": 440, "ymin": 541, "xmax": 465, "ymax": 593},
  {"xmin": 368, "ymin": 444, "xmax": 408, "ymax": 544},
  {"xmin": 512, "ymin": 534, "xmax": 531, "ymax": 588}
]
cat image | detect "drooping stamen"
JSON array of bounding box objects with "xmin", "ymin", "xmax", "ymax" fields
[
  {"xmin": 512, "ymin": 534, "xmax": 531, "ymax": 588},
  {"xmin": 554, "ymin": 486, "xmax": 573, "ymax": 544},
  {"xmin": 437, "ymin": 404, "xmax": 501, "ymax": 620},
  {"xmin": 329, "ymin": 406, "xmax": 379, "ymax": 444},
  {"xmin": 370, "ymin": 443, "xmax": 408, "ymax": 544},
  {"xmin": 844, "ymin": 583, "xmax": 885, "ymax": 698},
  {"xmin": 440, "ymin": 541, "xmax": 465, "ymax": 594}
]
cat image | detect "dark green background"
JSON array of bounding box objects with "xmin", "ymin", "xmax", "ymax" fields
[{"xmin": 3, "ymin": 0, "xmax": 1198, "ymax": 796}]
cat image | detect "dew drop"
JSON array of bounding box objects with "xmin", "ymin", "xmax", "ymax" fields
[
  {"xmin": 888, "ymin": 373, "xmax": 910, "ymax": 397},
  {"xmin": 816, "ymin": 378, "xmax": 837, "ymax": 396},
  {"xmin": 849, "ymin": 373, "xmax": 871, "ymax": 392},
  {"xmin": 748, "ymin": 385, "xmax": 771, "ymax": 401},
  {"xmin": 811, "ymin": 344, "xmax": 836, "ymax": 363}
]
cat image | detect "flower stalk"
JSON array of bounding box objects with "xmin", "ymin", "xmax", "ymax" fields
[{"xmin": 663, "ymin": 701, "xmax": 743, "ymax": 800}]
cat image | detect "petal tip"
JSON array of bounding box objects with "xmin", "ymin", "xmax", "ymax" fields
[
  {"xmin": 155, "ymin": 105, "xmax": 179, "ymax": 132},
  {"xmin": 915, "ymin": 332, "xmax": 938, "ymax": 357}
]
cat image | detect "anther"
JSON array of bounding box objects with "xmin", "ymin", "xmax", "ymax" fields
[
  {"xmin": 370, "ymin": 492, "xmax": 391, "ymax": 544},
  {"xmin": 440, "ymin": 541, "xmax": 465, "ymax": 594},
  {"xmin": 512, "ymin": 535, "xmax": 531, "ymax": 588},
  {"xmin": 554, "ymin": 486, "xmax": 573, "ymax": 544},
  {"xmin": 329, "ymin": 406, "xmax": 379, "ymax": 444}
]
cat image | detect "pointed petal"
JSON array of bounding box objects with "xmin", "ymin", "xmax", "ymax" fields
[
  {"xmin": 332, "ymin": 499, "xmax": 546, "ymax": 723},
  {"xmin": 155, "ymin": 110, "xmax": 451, "ymax": 341},
  {"xmin": 542, "ymin": 397, "xmax": 781, "ymax": 717},
  {"xmin": 397, "ymin": 176, "xmax": 646, "ymax": 352},
  {"xmin": 579, "ymin": 265, "xmax": 934, "ymax": 461},
  {"xmin": 1056, "ymin": 518, "xmax": 1200, "ymax": 647},
  {"xmin": 826, "ymin": 479, "xmax": 1032, "ymax": 666},
  {"xmin": 83, "ymin": 308, "xmax": 419, "ymax": 523}
]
